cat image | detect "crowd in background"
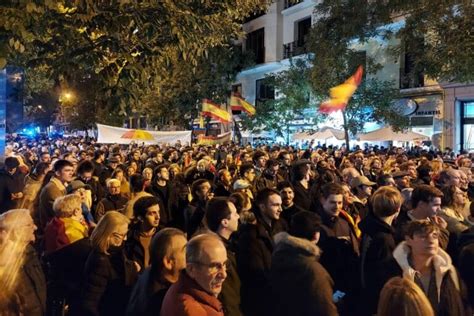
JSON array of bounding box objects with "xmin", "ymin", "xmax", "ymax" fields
[{"xmin": 1, "ymin": 134, "xmax": 474, "ymax": 316}]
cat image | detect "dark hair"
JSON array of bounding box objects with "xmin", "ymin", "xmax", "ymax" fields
[
  {"xmin": 205, "ymin": 198, "xmax": 232, "ymax": 232},
  {"xmin": 4, "ymin": 157, "xmax": 19, "ymax": 169},
  {"xmin": 133, "ymin": 196, "xmax": 161, "ymax": 219},
  {"xmin": 441, "ymin": 185, "xmax": 460, "ymax": 208},
  {"xmin": 129, "ymin": 174, "xmax": 145, "ymax": 193},
  {"xmin": 255, "ymin": 188, "xmax": 280, "ymax": 207},
  {"xmin": 154, "ymin": 164, "xmax": 169, "ymax": 176},
  {"xmin": 377, "ymin": 174, "xmax": 394, "ymax": 187},
  {"xmin": 191, "ymin": 179, "xmax": 210, "ymax": 199},
  {"xmin": 319, "ymin": 182, "xmax": 344, "ymax": 200},
  {"xmin": 404, "ymin": 220, "xmax": 439, "ymax": 239},
  {"xmin": 291, "ymin": 162, "xmax": 310, "ymax": 181},
  {"xmin": 411, "ymin": 185, "xmax": 443, "ymax": 209},
  {"xmin": 228, "ymin": 192, "xmax": 247, "ymax": 212},
  {"xmin": 239, "ymin": 163, "xmax": 254, "ymax": 177},
  {"xmin": 76, "ymin": 160, "xmax": 95, "ymax": 175},
  {"xmin": 33, "ymin": 162, "xmax": 50, "ymax": 177},
  {"xmin": 53, "ymin": 159, "xmax": 74, "ymax": 172},
  {"xmin": 149, "ymin": 228, "xmax": 185, "ymax": 267},
  {"xmin": 289, "ymin": 211, "xmax": 322, "ymax": 241},
  {"xmin": 94, "ymin": 149, "xmax": 105, "ymax": 160},
  {"xmin": 277, "ymin": 181, "xmax": 293, "ymax": 192}
]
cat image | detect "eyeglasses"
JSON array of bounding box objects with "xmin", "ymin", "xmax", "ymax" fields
[{"xmin": 190, "ymin": 260, "xmax": 228, "ymax": 274}]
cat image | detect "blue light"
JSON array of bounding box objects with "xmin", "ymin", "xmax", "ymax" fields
[{"xmin": 22, "ymin": 127, "xmax": 38, "ymax": 137}]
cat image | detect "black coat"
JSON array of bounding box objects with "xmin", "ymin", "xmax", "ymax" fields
[
  {"xmin": 270, "ymin": 232, "xmax": 338, "ymax": 316},
  {"xmin": 291, "ymin": 181, "xmax": 311, "ymax": 211},
  {"xmin": 78, "ymin": 249, "xmax": 135, "ymax": 316},
  {"xmin": 125, "ymin": 227, "xmax": 159, "ymax": 270},
  {"xmin": 126, "ymin": 267, "xmax": 171, "ymax": 316},
  {"xmin": 0, "ymin": 169, "xmax": 23, "ymax": 214},
  {"xmin": 236, "ymin": 216, "xmax": 286, "ymax": 316},
  {"xmin": 218, "ymin": 236, "xmax": 242, "ymax": 316},
  {"xmin": 358, "ymin": 213, "xmax": 401, "ymax": 316}
]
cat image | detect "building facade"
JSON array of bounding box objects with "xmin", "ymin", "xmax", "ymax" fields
[{"xmin": 235, "ymin": 0, "xmax": 474, "ymax": 151}]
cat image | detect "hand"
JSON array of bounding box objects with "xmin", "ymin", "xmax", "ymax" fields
[
  {"xmin": 432, "ymin": 215, "xmax": 448, "ymax": 229},
  {"xmin": 133, "ymin": 261, "xmax": 141, "ymax": 272}
]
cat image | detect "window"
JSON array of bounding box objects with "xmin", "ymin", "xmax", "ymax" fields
[
  {"xmin": 256, "ymin": 79, "xmax": 274, "ymax": 107},
  {"xmin": 296, "ymin": 17, "xmax": 311, "ymax": 47},
  {"xmin": 246, "ymin": 28, "xmax": 265, "ymax": 64},
  {"xmin": 400, "ymin": 40, "xmax": 425, "ymax": 89},
  {"xmin": 284, "ymin": 0, "xmax": 304, "ymax": 9},
  {"xmin": 461, "ymin": 101, "xmax": 474, "ymax": 151}
]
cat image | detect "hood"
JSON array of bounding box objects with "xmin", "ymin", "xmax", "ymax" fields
[
  {"xmin": 393, "ymin": 241, "xmax": 460, "ymax": 297},
  {"xmin": 358, "ymin": 213, "xmax": 394, "ymax": 236},
  {"xmin": 273, "ymin": 232, "xmax": 321, "ymax": 259}
]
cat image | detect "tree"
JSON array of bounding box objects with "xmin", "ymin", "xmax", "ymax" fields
[
  {"xmin": 0, "ymin": 0, "xmax": 269, "ymax": 128},
  {"xmin": 239, "ymin": 57, "xmax": 323, "ymax": 143},
  {"xmin": 307, "ymin": 0, "xmax": 412, "ymax": 148},
  {"xmin": 310, "ymin": 0, "xmax": 474, "ymax": 83}
]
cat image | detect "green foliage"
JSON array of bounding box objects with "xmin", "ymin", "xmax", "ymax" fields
[
  {"xmin": 311, "ymin": 0, "xmax": 474, "ymax": 83},
  {"xmin": 0, "ymin": 0, "xmax": 269, "ymax": 129},
  {"xmin": 239, "ymin": 57, "xmax": 322, "ymax": 140}
]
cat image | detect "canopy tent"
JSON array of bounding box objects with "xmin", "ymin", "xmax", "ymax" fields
[
  {"xmin": 357, "ymin": 126, "xmax": 430, "ymax": 142},
  {"xmin": 309, "ymin": 127, "xmax": 345, "ymax": 141},
  {"xmin": 292, "ymin": 131, "xmax": 312, "ymax": 140}
]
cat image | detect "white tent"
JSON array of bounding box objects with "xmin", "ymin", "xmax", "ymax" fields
[
  {"xmin": 292, "ymin": 131, "xmax": 312, "ymax": 140},
  {"xmin": 357, "ymin": 126, "xmax": 430, "ymax": 142},
  {"xmin": 309, "ymin": 127, "xmax": 345, "ymax": 141}
]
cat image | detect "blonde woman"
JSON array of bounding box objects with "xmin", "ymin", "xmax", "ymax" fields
[
  {"xmin": 76, "ymin": 211, "xmax": 137, "ymax": 316},
  {"xmin": 377, "ymin": 277, "xmax": 434, "ymax": 316}
]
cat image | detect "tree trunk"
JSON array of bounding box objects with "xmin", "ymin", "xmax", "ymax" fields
[{"xmin": 342, "ymin": 111, "xmax": 350, "ymax": 149}]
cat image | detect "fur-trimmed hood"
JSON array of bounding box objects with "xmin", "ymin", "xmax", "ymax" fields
[
  {"xmin": 273, "ymin": 232, "xmax": 321, "ymax": 259},
  {"xmin": 393, "ymin": 241, "xmax": 460, "ymax": 299}
]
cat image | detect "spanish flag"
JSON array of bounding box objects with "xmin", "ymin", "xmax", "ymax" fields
[
  {"xmin": 230, "ymin": 94, "xmax": 256, "ymax": 116},
  {"xmin": 201, "ymin": 99, "xmax": 232, "ymax": 123},
  {"xmin": 197, "ymin": 132, "xmax": 232, "ymax": 145},
  {"xmin": 319, "ymin": 66, "xmax": 364, "ymax": 114}
]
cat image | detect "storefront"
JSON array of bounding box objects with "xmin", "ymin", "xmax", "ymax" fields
[{"xmin": 407, "ymin": 93, "xmax": 444, "ymax": 148}]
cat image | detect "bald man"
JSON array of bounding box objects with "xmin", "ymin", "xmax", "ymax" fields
[{"xmin": 161, "ymin": 234, "xmax": 227, "ymax": 316}]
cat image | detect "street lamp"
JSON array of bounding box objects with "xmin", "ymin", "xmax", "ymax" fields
[{"xmin": 59, "ymin": 90, "xmax": 75, "ymax": 103}]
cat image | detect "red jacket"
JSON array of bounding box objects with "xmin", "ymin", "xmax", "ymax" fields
[{"xmin": 161, "ymin": 271, "xmax": 224, "ymax": 316}]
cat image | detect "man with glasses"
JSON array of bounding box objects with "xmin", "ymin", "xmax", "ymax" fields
[
  {"xmin": 95, "ymin": 179, "xmax": 128, "ymax": 221},
  {"xmin": 393, "ymin": 220, "xmax": 465, "ymax": 316},
  {"xmin": 161, "ymin": 234, "xmax": 227, "ymax": 316}
]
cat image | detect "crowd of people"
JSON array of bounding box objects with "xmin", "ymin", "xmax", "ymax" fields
[{"xmin": 1, "ymin": 135, "xmax": 474, "ymax": 316}]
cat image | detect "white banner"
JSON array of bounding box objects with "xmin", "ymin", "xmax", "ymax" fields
[{"xmin": 97, "ymin": 124, "xmax": 191, "ymax": 145}]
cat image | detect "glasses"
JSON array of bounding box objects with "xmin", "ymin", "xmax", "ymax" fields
[{"xmin": 191, "ymin": 260, "xmax": 228, "ymax": 274}]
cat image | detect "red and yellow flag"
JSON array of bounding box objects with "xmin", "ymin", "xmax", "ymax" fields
[
  {"xmin": 230, "ymin": 94, "xmax": 256, "ymax": 116},
  {"xmin": 197, "ymin": 132, "xmax": 232, "ymax": 145},
  {"xmin": 201, "ymin": 99, "xmax": 232, "ymax": 123},
  {"xmin": 319, "ymin": 66, "xmax": 364, "ymax": 114}
]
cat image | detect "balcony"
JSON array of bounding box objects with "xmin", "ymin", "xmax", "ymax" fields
[
  {"xmin": 284, "ymin": 0, "xmax": 304, "ymax": 9},
  {"xmin": 399, "ymin": 68, "xmax": 424, "ymax": 89},
  {"xmin": 283, "ymin": 40, "xmax": 307, "ymax": 59}
]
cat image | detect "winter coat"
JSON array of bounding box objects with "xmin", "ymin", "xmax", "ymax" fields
[
  {"xmin": 292, "ymin": 181, "xmax": 311, "ymax": 211},
  {"xmin": 38, "ymin": 177, "xmax": 67, "ymax": 229},
  {"xmin": 0, "ymin": 168, "xmax": 23, "ymax": 214},
  {"xmin": 236, "ymin": 216, "xmax": 286, "ymax": 316},
  {"xmin": 13, "ymin": 245, "xmax": 47, "ymax": 316},
  {"xmin": 218, "ymin": 236, "xmax": 241, "ymax": 316},
  {"xmin": 270, "ymin": 232, "xmax": 338, "ymax": 316},
  {"xmin": 358, "ymin": 213, "xmax": 401, "ymax": 316},
  {"xmin": 126, "ymin": 267, "xmax": 172, "ymax": 316},
  {"xmin": 125, "ymin": 227, "xmax": 159, "ymax": 270},
  {"xmin": 18, "ymin": 174, "xmax": 42, "ymax": 210},
  {"xmin": 160, "ymin": 270, "xmax": 224, "ymax": 316},
  {"xmin": 393, "ymin": 242, "xmax": 466, "ymax": 316},
  {"xmin": 77, "ymin": 248, "xmax": 135, "ymax": 316},
  {"xmin": 95, "ymin": 194, "xmax": 129, "ymax": 221}
]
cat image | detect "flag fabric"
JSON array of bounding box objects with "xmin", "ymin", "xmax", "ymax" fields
[
  {"xmin": 199, "ymin": 114, "xmax": 205, "ymax": 129},
  {"xmin": 230, "ymin": 94, "xmax": 256, "ymax": 116},
  {"xmin": 201, "ymin": 99, "xmax": 232, "ymax": 123},
  {"xmin": 197, "ymin": 132, "xmax": 232, "ymax": 145},
  {"xmin": 319, "ymin": 66, "xmax": 364, "ymax": 114}
]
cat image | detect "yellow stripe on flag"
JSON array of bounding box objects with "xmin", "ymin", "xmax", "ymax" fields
[{"xmin": 202, "ymin": 99, "xmax": 232, "ymax": 123}]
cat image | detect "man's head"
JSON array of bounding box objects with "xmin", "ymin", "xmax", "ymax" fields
[
  {"xmin": 53, "ymin": 159, "xmax": 75, "ymax": 183},
  {"xmin": 405, "ymin": 220, "xmax": 439, "ymax": 258},
  {"xmin": 256, "ymin": 188, "xmax": 282, "ymax": 221},
  {"xmin": 106, "ymin": 178, "xmax": 121, "ymax": 196},
  {"xmin": 253, "ymin": 151, "xmax": 267, "ymax": 168},
  {"xmin": 319, "ymin": 183, "xmax": 344, "ymax": 217},
  {"xmin": 40, "ymin": 151, "xmax": 51, "ymax": 163},
  {"xmin": 205, "ymin": 198, "xmax": 239, "ymax": 235},
  {"xmin": 186, "ymin": 234, "xmax": 227, "ymax": 297},
  {"xmin": 277, "ymin": 181, "xmax": 295, "ymax": 208},
  {"xmin": 0, "ymin": 209, "xmax": 37, "ymax": 244},
  {"xmin": 370, "ymin": 186, "xmax": 402, "ymax": 219},
  {"xmin": 411, "ymin": 185, "xmax": 443, "ymax": 218},
  {"xmin": 350, "ymin": 176, "xmax": 376, "ymax": 198},
  {"xmin": 289, "ymin": 211, "xmax": 322, "ymax": 243},
  {"xmin": 4, "ymin": 157, "xmax": 19, "ymax": 174},
  {"xmin": 377, "ymin": 174, "xmax": 396, "ymax": 188},
  {"xmin": 400, "ymin": 161, "xmax": 417, "ymax": 179},
  {"xmin": 191, "ymin": 179, "xmax": 212, "ymax": 201},
  {"xmin": 218, "ymin": 169, "xmax": 232, "ymax": 187},
  {"xmin": 278, "ymin": 151, "xmax": 292, "ymax": 167},
  {"xmin": 392, "ymin": 171, "xmax": 411, "ymax": 190},
  {"xmin": 133, "ymin": 196, "xmax": 161, "ymax": 230},
  {"xmin": 150, "ymin": 228, "xmax": 187, "ymax": 280},
  {"xmin": 341, "ymin": 167, "xmax": 361, "ymax": 185},
  {"xmin": 94, "ymin": 150, "xmax": 105, "ymax": 163},
  {"xmin": 437, "ymin": 168, "xmax": 461, "ymax": 188},
  {"xmin": 129, "ymin": 174, "xmax": 145, "ymax": 193},
  {"xmin": 240, "ymin": 163, "xmax": 256, "ymax": 182},
  {"xmin": 154, "ymin": 164, "xmax": 170, "ymax": 181}
]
